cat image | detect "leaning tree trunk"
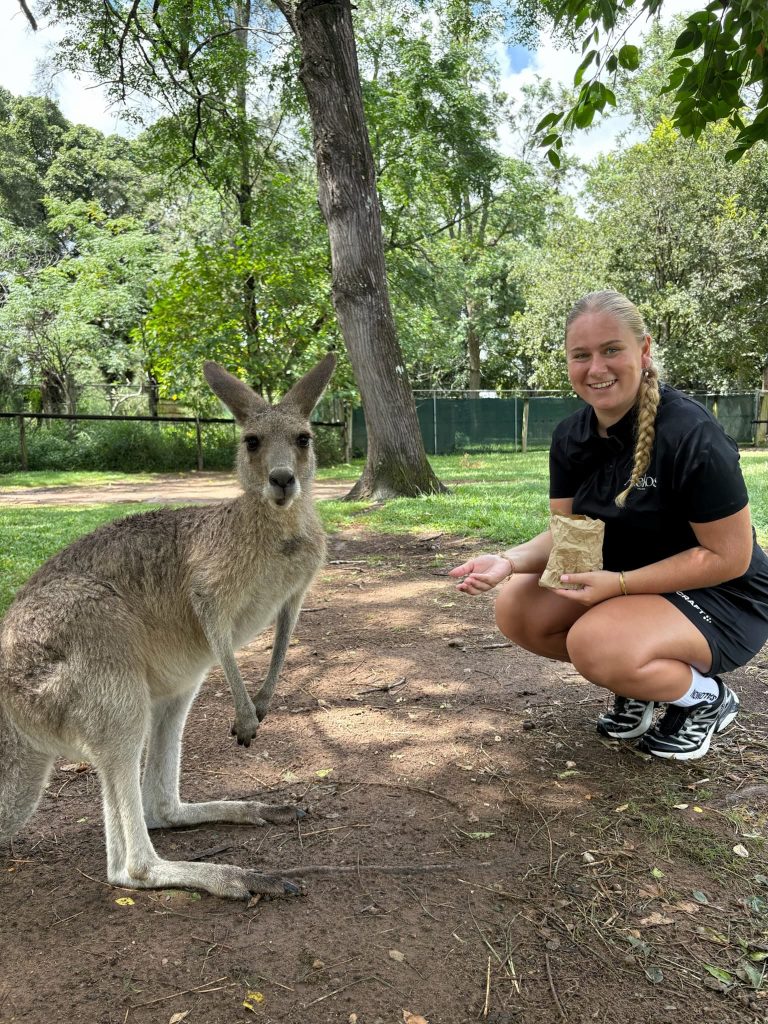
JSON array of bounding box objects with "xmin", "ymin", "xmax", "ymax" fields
[{"xmin": 277, "ymin": 0, "xmax": 446, "ymax": 499}]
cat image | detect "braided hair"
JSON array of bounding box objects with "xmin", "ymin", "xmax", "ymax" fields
[{"xmin": 565, "ymin": 291, "xmax": 661, "ymax": 508}]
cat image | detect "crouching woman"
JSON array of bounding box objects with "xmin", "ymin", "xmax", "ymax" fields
[{"xmin": 450, "ymin": 290, "xmax": 768, "ymax": 760}]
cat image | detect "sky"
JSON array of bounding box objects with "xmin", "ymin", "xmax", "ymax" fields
[{"xmin": 3, "ymin": 1, "xmax": 696, "ymax": 162}]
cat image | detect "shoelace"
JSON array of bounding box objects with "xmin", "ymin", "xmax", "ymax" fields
[{"xmin": 655, "ymin": 705, "xmax": 689, "ymax": 737}]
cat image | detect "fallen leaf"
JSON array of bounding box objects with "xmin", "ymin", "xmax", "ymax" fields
[
  {"xmin": 403, "ymin": 1011, "xmax": 430, "ymax": 1024},
  {"xmin": 582, "ymin": 851, "xmax": 596, "ymax": 864},
  {"xmin": 673, "ymin": 901, "xmax": 700, "ymax": 914},
  {"xmin": 645, "ymin": 967, "xmax": 664, "ymax": 984},
  {"xmin": 736, "ymin": 959, "xmax": 764, "ymax": 988},
  {"xmin": 639, "ymin": 912, "xmax": 674, "ymax": 927},
  {"xmin": 247, "ymin": 894, "xmax": 262, "ymax": 909},
  {"xmin": 693, "ymin": 806, "xmax": 704, "ymax": 813},
  {"xmin": 650, "ymin": 867, "xmax": 665, "ymax": 879},
  {"xmin": 615, "ymin": 804, "xmax": 629, "ymax": 812},
  {"xmin": 703, "ymin": 964, "xmax": 734, "ymax": 985},
  {"xmin": 389, "ymin": 949, "xmax": 406, "ymax": 962},
  {"xmin": 114, "ymin": 897, "xmax": 135, "ymax": 906},
  {"xmin": 315, "ymin": 768, "xmax": 333, "ymax": 778},
  {"xmin": 692, "ymin": 890, "xmax": 709, "ymax": 904},
  {"xmin": 673, "ymin": 803, "xmax": 689, "ymax": 810},
  {"xmin": 243, "ymin": 990, "xmax": 265, "ymax": 1012},
  {"xmin": 281, "ymin": 770, "xmax": 299, "ymax": 783},
  {"xmin": 169, "ymin": 1013, "xmax": 190, "ymax": 1024},
  {"xmin": 733, "ymin": 844, "xmax": 749, "ymax": 858}
]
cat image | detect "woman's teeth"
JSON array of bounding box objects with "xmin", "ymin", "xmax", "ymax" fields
[{"xmin": 590, "ymin": 380, "xmax": 616, "ymax": 389}]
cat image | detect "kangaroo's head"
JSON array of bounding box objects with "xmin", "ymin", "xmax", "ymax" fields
[{"xmin": 203, "ymin": 354, "xmax": 336, "ymax": 509}]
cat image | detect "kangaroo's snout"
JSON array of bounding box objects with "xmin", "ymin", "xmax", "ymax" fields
[{"xmin": 268, "ymin": 468, "xmax": 298, "ymax": 506}]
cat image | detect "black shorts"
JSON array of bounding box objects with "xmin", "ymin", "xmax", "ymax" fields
[{"xmin": 663, "ymin": 584, "xmax": 768, "ymax": 674}]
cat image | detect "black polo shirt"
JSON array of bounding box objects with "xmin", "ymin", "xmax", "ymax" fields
[{"xmin": 549, "ymin": 386, "xmax": 751, "ymax": 572}]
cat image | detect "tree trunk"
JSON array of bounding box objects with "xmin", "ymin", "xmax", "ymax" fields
[{"xmin": 279, "ymin": 0, "xmax": 446, "ymax": 499}]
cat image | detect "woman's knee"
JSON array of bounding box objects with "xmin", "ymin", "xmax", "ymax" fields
[{"xmin": 566, "ymin": 608, "xmax": 635, "ymax": 688}]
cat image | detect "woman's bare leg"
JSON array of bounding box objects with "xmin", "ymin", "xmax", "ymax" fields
[
  {"xmin": 565, "ymin": 595, "xmax": 713, "ymax": 701},
  {"xmin": 494, "ymin": 574, "xmax": 587, "ymax": 661}
]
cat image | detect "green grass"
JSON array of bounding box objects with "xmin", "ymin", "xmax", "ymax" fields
[
  {"xmin": 0, "ymin": 470, "xmax": 157, "ymax": 489},
  {"xmin": 1, "ymin": 448, "xmax": 767, "ymax": 616}
]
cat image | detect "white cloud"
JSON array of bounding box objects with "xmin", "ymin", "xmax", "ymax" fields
[
  {"xmin": 498, "ymin": 0, "xmax": 698, "ymax": 164},
  {"xmin": 2, "ymin": 8, "xmax": 134, "ymax": 135}
]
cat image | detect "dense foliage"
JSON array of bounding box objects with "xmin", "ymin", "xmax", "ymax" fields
[{"xmin": 1, "ymin": 3, "xmax": 767, "ymax": 429}]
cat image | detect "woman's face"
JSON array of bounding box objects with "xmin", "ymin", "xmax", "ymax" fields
[{"xmin": 565, "ymin": 310, "xmax": 651, "ymax": 429}]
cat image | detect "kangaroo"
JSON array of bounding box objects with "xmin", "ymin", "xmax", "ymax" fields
[{"xmin": 0, "ymin": 353, "xmax": 336, "ymax": 899}]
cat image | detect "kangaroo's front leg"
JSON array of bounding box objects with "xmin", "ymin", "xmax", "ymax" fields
[
  {"xmin": 192, "ymin": 591, "xmax": 259, "ymax": 746},
  {"xmin": 252, "ymin": 594, "xmax": 303, "ymax": 723},
  {"xmin": 142, "ymin": 692, "xmax": 302, "ymax": 829}
]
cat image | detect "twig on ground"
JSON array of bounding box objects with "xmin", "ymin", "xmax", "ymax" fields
[
  {"xmin": 130, "ymin": 976, "xmax": 231, "ymax": 1008},
  {"xmin": 302, "ymin": 975, "xmax": 376, "ymax": 1008},
  {"xmin": 545, "ymin": 953, "xmax": 568, "ymax": 1020},
  {"xmin": 338, "ymin": 779, "xmax": 463, "ymax": 808},
  {"xmin": 483, "ymin": 955, "xmax": 492, "ymax": 1019}
]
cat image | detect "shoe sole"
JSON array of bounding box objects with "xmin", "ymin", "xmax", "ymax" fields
[
  {"xmin": 645, "ymin": 694, "xmax": 740, "ymax": 760},
  {"xmin": 596, "ymin": 701, "xmax": 655, "ymax": 740}
]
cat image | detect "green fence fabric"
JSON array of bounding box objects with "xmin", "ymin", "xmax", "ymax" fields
[{"xmin": 350, "ymin": 391, "xmax": 760, "ymax": 456}]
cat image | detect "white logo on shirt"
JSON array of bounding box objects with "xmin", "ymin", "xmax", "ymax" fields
[{"xmin": 624, "ymin": 474, "xmax": 657, "ymax": 489}]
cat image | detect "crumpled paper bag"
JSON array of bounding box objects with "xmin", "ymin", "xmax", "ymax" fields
[{"xmin": 538, "ymin": 513, "xmax": 605, "ymax": 590}]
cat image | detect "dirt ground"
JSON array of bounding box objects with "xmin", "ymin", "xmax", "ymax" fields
[{"xmin": 1, "ymin": 480, "xmax": 767, "ymax": 1024}]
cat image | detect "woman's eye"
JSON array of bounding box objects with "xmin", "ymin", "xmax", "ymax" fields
[
  {"xmin": 245, "ymin": 436, "xmax": 260, "ymax": 452},
  {"xmin": 296, "ymin": 434, "xmax": 311, "ymax": 448}
]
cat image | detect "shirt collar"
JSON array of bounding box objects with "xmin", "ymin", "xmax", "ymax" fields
[{"xmin": 586, "ymin": 403, "xmax": 636, "ymax": 451}]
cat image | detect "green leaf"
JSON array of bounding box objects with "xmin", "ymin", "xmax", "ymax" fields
[
  {"xmin": 618, "ymin": 45, "xmax": 640, "ymax": 71},
  {"xmin": 703, "ymin": 965, "xmax": 734, "ymax": 985},
  {"xmin": 574, "ymin": 50, "xmax": 597, "ymax": 87},
  {"xmin": 692, "ymin": 890, "xmax": 709, "ymax": 904},
  {"xmin": 645, "ymin": 967, "xmax": 664, "ymax": 984},
  {"xmin": 735, "ymin": 959, "xmax": 764, "ymax": 989},
  {"xmin": 547, "ymin": 149, "xmax": 561, "ymax": 169}
]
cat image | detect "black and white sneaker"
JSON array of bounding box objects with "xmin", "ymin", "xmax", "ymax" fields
[
  {"xmin": 596, "ymin": 696, "xmax": 656, "ymax": 740},
  {"xmin": 637, "ymin": 679, "xmax": 740, "ymax": 761}
]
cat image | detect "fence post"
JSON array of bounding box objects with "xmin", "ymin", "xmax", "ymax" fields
[
  {"xmin": 757, "ymin": 391, "xmax": 768, "ymax": 447},
  {"xmin": 18, "ymin": 415, "xmax": 28, "ymax": 470},
  {"xmin": 195, "ymin": 416, "xmax": 204, "ymax": 471},
  {"xmin": 521, "ymin": 398, "xmax": 529, "ymax": 454},
  {"xmin": 433, "ymin": 393, "xmax": 438, "ymax": 455}
]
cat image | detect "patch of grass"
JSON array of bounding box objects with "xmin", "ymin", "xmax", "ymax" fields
[
  {"xmin": 0, "ymin": 504, "xmax": 153, "ymax": 614},
  {"xmin": 0, "ymin": 470, "xmax": 156, "ymax": 489}
]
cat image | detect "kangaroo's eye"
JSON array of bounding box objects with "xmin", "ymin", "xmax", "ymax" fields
[
  {"xmin": 244, "ymin": 436, "xmax": 260, "ymax": 452},
  {"xmin": 296, "ymin": 433, "xmax": 312, "ymax": 448}
]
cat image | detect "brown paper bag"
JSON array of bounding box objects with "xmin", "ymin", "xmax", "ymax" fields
[{"xmin": 538, "ymin": 513, "xmax": 605, "ymax": 590}]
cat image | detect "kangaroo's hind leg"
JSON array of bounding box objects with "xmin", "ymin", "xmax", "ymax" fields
[
  {"xmin": 0, "ymin": 705, "xmax": 54, "ymax": 845},
  {"xmin": 141, "ymin": 688, "xmax": 301, "ymax": 830},
  {"xmin": 96, "ymin": 729, "xmax": 298, "ymax": 900}
]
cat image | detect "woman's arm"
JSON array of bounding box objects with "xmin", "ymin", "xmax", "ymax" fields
[
  {"xmin": 450, "ymin": 498, "xmax": 572, "ymax": 594},
  {"xmin": 557, "ymin": 506, "xmax": 754, "ymax": 606}
]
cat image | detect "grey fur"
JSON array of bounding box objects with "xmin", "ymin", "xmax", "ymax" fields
[{"xmin": 0, "ymin": 354, "xmax": 336, "ymax": 900}]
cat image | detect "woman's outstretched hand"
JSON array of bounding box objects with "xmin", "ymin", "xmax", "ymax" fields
[
  {"xmin": 449, "ymin": 554, "xmax": 512, "ymax": 595},
  {"xmin": 553, "ymin": 571, "xmax": 622, "ymax": 606}
]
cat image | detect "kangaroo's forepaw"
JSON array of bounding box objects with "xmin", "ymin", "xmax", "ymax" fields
[{"xmin": 230, "ymin": 716, "xmax": 259, "ymax": 746}]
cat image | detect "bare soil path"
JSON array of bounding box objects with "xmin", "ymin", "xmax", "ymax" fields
[{"xmin": 1, "ymin": 480, "xmax": 767, "ymax": 1024}]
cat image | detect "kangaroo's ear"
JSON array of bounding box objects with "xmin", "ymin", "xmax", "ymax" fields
[
  {"xmin": 203, "ymin": 362, "xmax": 268, "ymax": 424},
  {"xmin": 279, "ymin": 353, "xmax": 337, "ymax": 418}
]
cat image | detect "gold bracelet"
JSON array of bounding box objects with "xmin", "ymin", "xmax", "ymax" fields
[
  {"xmin": 500, "ymin": 555, "xmax": 516, "ymax": 578},
  {"xmin": 618, "ymin": 571, "xmax": 628, "ymax": 596}
]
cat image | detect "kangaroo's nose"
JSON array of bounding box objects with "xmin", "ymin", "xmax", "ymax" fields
[{"xmin": 269, "ymin": 469, "xmax": 295, "ymax": 490}]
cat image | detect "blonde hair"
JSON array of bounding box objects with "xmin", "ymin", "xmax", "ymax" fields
[{"xmin": 566, "ymin": 290, "xmax": 661, "ymax": 508}]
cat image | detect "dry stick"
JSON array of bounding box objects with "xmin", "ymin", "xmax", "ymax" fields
[
  {"xmin": 337, "ymin": 779, "xmax": 463, "ymax": 808},
  {"xmin": 51, "ymin": 909, "xmax": 85, "ymax": 927},
  {"xmin": 302, "ymin": 975, "xmax": 376, "ymax": 1009},
  {"xmin": 130, "ymin": 976, "xmax": 231, "ymax": 1009},
  {"xmin": 545, "ymin": 954, "xmax": 568, "ymax": 1020},
  {"xmin": 483, "ymin": 956, "xmax": 492, "ymax": 1019},
  {"xmin": 279, "ymin": 861, "xmax": 487, "ymax": 878}
]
